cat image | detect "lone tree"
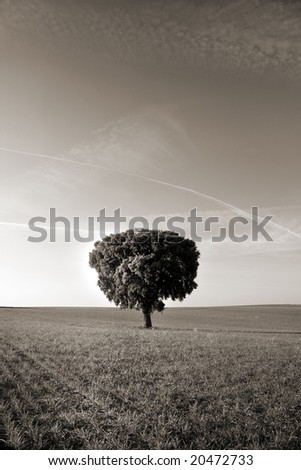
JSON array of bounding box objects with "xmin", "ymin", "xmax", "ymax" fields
[{"xmin": 89, "ymin": 229, "xmax": 200, "ymax": 328}]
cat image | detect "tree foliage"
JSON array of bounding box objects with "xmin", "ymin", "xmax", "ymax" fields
[{"xmin": 89, "ymin": 229, "xmax": 200, "ymax": 327}]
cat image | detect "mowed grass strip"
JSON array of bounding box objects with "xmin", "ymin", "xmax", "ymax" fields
[{"xmin": 1, "ymin": 307, "xmax": 301, "ymax": 449}]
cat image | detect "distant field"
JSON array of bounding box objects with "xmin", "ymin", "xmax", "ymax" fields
[{"xmin": 1, "ymin": 306, "xmax": 301, "ymax": 450}]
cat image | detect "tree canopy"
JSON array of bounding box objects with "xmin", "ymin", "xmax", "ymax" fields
[{"xmin": 89, "ymin": 229, "xmax": 200, "ymax": 327}]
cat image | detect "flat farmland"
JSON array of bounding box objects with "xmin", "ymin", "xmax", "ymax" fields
[{"xmin": 1, "ymin": 305, "xmax": 301, "ymax": 449}]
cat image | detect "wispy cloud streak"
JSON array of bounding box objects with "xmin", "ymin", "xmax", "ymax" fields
[{"xmin": 1, "ymin": 146, "xmax": 300, "ymax": 241}]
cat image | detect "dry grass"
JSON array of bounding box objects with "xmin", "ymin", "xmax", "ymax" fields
[{"xmin": 1, "ymin": 306, "xmax": 301, "ymax": 449}]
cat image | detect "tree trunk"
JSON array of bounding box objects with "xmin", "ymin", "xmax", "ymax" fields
[{"xmin": 143, "ymin": 310, "xmax": 152, "ymax": 329}]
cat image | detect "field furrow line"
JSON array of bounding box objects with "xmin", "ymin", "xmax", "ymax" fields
[
  {"xmin": 5, "ymin": 338, "xmax": 148, "ymax": 417},
  {"xmin": 2, "ymin": 340, "xmax": 151, "ymax": 448}
]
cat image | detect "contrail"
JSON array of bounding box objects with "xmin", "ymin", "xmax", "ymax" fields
[
  {"xmin": 0, "ymin": 146, "xmax": 114, "ymax": 171},
  {"xmin": 0, "ymin": 220, "xmax": 91, "ymax": 233},
  {"xmin": 0, "ymin": 221, "xmax": 29, "ymax": 228},
  {"xmin": 142, "ymin": 176, "xmax": 301, "ymax": 240},
  {"xmin": 1, "ymin": 146, "xmax": 301, "ymax": 240}
]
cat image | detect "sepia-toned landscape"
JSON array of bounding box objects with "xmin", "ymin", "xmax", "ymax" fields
[
  {"xmin": 1, "ymin": 0, "xmax": 301, "ymax": 457},
  {"xmin": 1, "ymin": 305, "xmax": 300, "ymax": 450}
]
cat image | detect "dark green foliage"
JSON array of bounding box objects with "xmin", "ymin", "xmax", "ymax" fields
[{"xmin": 89, "ymin": 230, "xmax": 200, "ymax": 326}]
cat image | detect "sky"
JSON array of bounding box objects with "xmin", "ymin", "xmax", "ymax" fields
[{"xmin": 0, "ymin": 0, "xmax": 300, "ymax": 307}]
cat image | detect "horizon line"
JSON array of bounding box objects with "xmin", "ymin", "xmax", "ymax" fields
[{"xmin": 1, "ymin": 303, "xmax": 300, "ymax": 309}]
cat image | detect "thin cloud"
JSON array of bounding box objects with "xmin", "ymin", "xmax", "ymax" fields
[
  {"xmin": 1, "ymin": 145, "xmax": 300, "ymax": 241},
  {"xmin": 1, "ymin": 0, "xmax": 300, "ymax": 78}
]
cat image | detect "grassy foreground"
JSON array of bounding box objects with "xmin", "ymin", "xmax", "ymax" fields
[{"xmin": 1, "ymin": 306, "xmax": 301, "ymax": 450}]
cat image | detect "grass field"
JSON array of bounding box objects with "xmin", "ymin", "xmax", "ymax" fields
[{"xmin": 1, "ymin": 305, "xmax": 301, "ymax": 450}]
